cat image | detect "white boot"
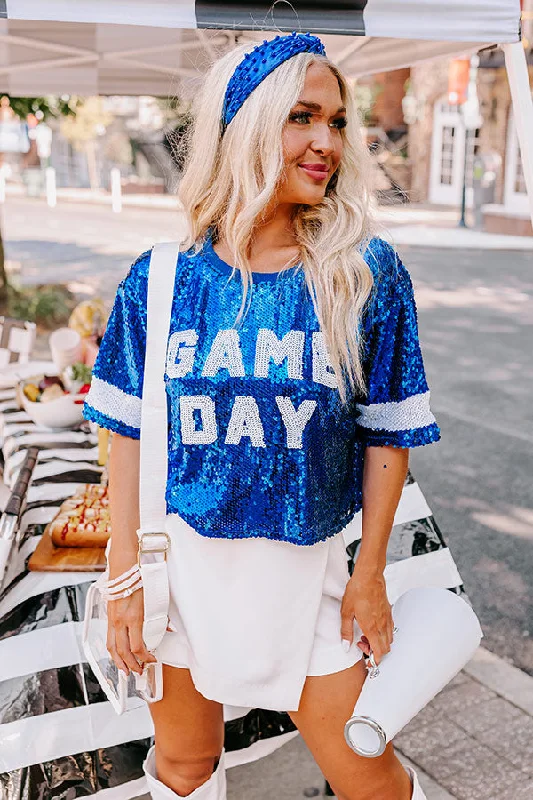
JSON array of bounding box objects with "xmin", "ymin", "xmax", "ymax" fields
[
  {"xmin": 405, "ymin": 766, "xmax": 427, "ymax": 800},
  {"xmin": 143, "ymin": 745, "xmax": 227, "ymax": 799}
]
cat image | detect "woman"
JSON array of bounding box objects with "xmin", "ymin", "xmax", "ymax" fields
[{"xmin": 84, "ymin": 31, "xmax": 440, "ymax": 800}]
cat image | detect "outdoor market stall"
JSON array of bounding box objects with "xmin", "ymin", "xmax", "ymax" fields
[{"xmin": 0, "ymin": 2, "xmax": 531, "ymax": 798}]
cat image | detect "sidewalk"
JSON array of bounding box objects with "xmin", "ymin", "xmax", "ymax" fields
[
  {"xmin": 5, "ymin": 184, "xmax": 533, "ymax": 251},
  {"xmin": 393, "ymin": 647, "xmax": 533, "ymax": 799},
  {"xmin": 375, "ymin": 205, "xmax": 533, "ymax": 251},
  {"xmin": 5, "ymin": 183, "xmax": 181, "ymax": 211},
  {"xmin": 222, "ymin": 647, "xmax": 533, "ymax": 800}
]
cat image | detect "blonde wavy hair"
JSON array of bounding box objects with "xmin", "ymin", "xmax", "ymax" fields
[{"xmin": 177, "ymin": 40, "xmax": 378, "ymax": 404}]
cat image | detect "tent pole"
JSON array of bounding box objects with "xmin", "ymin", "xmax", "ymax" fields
[{"xmin": 502, "ymin": 41, "xmax": 533, "ymax": 229}]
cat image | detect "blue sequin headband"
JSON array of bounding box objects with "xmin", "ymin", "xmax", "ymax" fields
[{"xmin": 221, "ymin": 31, "xmax": 326, "ymax": 135}]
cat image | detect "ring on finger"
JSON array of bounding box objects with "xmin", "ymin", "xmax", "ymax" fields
[{"xmin": 368, "ymin": 652, "xmax": 378, "ymax": 670}]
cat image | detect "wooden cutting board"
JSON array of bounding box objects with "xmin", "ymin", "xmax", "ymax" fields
[{"xmin": 28, "ymin": 523, "xmax": 106, "ymax": 572}]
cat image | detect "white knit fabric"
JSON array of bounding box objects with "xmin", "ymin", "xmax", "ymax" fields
[
  {"xmin": 406, "ymin": 766, "xmax": 428, "ymax": 800},
  {"xmin": 85, "ymin": 376, "xmax": 142, "ymax": 429},
  {"xmin": 356, "ymin": 391, "xmax": 436, "ymax": 432}
]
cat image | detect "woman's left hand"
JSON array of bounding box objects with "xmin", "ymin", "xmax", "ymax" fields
[{"xmin": 340, "ymin": 565, "xmax": 393, "ymax": 665}]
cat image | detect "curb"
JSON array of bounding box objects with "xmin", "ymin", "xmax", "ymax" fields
[
  {"xmin": 463, "ymin": 646, "xmax": 533, "ymax": 715},
  {"xmin": 396, "ymin": 647, "xmax": 533, "ymax": 799},
  {"xmin": 4, "ymin": 185, "xmax": 180, "ymax": 213},
  {"xmin": 380, "ymin": 224, "xmax": 533, "ymax": 251}
]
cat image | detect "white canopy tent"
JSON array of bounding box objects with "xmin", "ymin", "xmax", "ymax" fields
[{"xmin": 0, "ymin": 0, "xmax": 530, "ymax": 225}]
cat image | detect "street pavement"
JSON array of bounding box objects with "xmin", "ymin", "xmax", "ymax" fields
[
  {"xmin": 2, "ymin": 194, "xmax": 532, "ymax": 798},
  {"xmin": 404, "ymin": 243, "xmax": 533, "ymax": 678}
]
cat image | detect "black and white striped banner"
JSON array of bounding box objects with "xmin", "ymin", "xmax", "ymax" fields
[
  {"xmin": 0, "ymin": 1, "xmax": 521, "ymax": 42},
  {"xmin": 0, "ymin": 373, "xmax": 467, "ymax": 798}
]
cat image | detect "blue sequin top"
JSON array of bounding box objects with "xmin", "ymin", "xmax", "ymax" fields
[{"xmin": 84, "ymin": 234, "xmax": 440, "ymax": 546}]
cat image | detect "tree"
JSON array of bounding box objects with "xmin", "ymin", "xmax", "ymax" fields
[
  {"xmin": 60, "ymin": 97, "xmax": 113, "ymax": 190},
  {"xmin": 6, "ymin": 95, "xmax": 79, "ymax": 121}
]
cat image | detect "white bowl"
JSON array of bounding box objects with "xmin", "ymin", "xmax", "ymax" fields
[{"xmin": 21, "ymin": 382, "xmax": 85, "ymax": 429}]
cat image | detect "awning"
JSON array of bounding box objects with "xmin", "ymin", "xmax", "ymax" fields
[
  {"xmin": 0, "ymin": 1, "xmax": 530, "ymax": 229},
  {"xmin": 0, "ymin": 1, "xmax": 521, "ymax": 96},
  {"xmin": 0, "ymin": 21, "xmax": 492, "ymax": 96}
]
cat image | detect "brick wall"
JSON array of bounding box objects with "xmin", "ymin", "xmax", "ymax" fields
[{"xmin": 408, "ymin": 57, "xmax": 533, "ymax": 205}]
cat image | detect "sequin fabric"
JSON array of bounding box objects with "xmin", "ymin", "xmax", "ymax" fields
[
  {"xmin": 222, "ymin": 31, "xmax": 326, "ymax": 133},
  {"xmin": 84, "ymin": 234, "xmax": 440, "ymax": 546}
]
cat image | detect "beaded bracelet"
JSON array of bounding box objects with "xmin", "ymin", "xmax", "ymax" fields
[{"xmin": 101, "ymin": 563, "xmax": 143, "ymax": 601}]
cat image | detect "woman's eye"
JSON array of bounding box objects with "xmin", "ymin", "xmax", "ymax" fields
[
  {"xmin": 332, "ymin": 117, "xmax": 347, "ymax": 130},
  {"xmin": 288, "ymin": 112, "xmax": 347, "ymax": 130},
  {"xmin": 289, "ymin": 111, "xmax": 312, "ymax": 124}
]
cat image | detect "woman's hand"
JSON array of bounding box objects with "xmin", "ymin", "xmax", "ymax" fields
[
  {"xmin": 340, "ymin": 565, "xmax": 393, "ymax": 665},
  {"xmin": 106, "ymin": 583, "xmax": 157, "ymax": 677},
  {"xmin": 106, "ymin": 435, "xmax": 154, "ymax": 677}
]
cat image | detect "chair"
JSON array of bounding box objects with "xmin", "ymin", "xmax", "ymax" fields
[{"xmin": 0, "ymin": 316, "xmax": 36, "ymax": 368}]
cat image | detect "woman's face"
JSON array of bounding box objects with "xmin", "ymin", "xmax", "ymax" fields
[{"xmin": 278, "ymin": 61, "xmax": 346, "ymax": 207}]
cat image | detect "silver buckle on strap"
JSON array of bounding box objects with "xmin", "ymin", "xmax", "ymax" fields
[{"xmin": 137, "ymin": 532, "xmax": 171, "ymax": 565}]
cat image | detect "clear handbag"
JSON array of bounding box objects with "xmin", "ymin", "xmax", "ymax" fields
[{"xmin": 83, "ymin": 573, "xmax": 163, "ymax": 714}]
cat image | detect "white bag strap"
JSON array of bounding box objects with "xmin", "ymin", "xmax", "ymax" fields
[{"xmin": 139, "ymin": 240, "xmax": 182, "ymax": 651}]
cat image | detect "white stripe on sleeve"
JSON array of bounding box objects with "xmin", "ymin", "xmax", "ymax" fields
[
  {"xmin": 356, "ymin": 390, "xmax": 436, "ymax": 432},
  {"xmin": 85, "ymin": 376, "xmax": 142, "ymax": 430}
]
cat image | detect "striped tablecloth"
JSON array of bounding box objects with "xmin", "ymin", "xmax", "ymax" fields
[{"xmin": 0, "ymin": 384, "xmax": 465, "ymax": 799}]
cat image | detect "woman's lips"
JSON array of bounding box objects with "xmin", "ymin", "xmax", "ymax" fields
[{"xmin": 298, "ymin": 164, "xmax": 329, "ymax": 181}]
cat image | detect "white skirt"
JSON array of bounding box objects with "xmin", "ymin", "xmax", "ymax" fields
[{"xmin": 155, "ymin": 514, "xmax": 363, "ymax": 712}]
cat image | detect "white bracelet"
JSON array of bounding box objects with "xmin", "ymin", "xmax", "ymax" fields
[
  {"xmin": 102, "ymin": 564, "xmax": 143, "ymax": 601},
  {"xmin": 107, "ymin": 563, "xmax": 138, "ymax": 588},
  {"xmin": 107, "ymin": 569, "xmax": 142, "ymax": 594},
  {"xmin": 103, "ymin": 582, "xmax": 143, "ymax": 601}
]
